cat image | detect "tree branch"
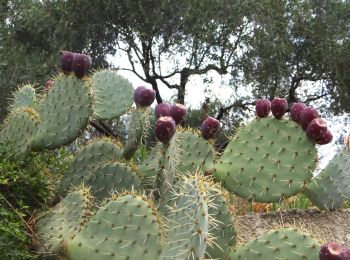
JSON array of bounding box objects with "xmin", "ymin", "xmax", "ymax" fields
[{"xmin": 216, "ymin": 100, "xmax": 254, "ymax": 120}]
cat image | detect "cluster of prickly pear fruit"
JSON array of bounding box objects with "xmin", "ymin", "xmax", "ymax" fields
[
  {"xmin": 256, "ymin": 97, "xmax": 333, "ymax": 145},
  {"xmin": 2, "ymin": 52, "xmax": 348, "ymax": 260},
  {"xmin": 320, "ymin": 242, "xmax": 350, "ymax": 260}
]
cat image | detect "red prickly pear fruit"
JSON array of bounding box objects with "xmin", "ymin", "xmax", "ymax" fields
[
  {"xmin": 255, "ymin": 99, "xmax": 271, "ymax": 118},
  {"xmin": 155, "ymin": 103, "xmax": 171, "ymax": 118},
  {"xmin": 133, "ymin": 86, "xmax": 156, "ymax": 107},
  {"xmin": 271, "ymin": 98, "xmax": 288, "ymax": 119},
  {"xmin": 319, "ymin": 242, "xmax": 343, "ymax": 260},
  {"xmin": 44, "ymin": 79, "xmax": 54, "ymax": 93},
  {"xmin": 155, "ymin": 116, "xmax": 176, "ymax": 144},
  {"xmin": 60, "ymin": 51, "xmax": 75, "ymax": 74},
  {"xmin": 290, "ymin": 102, "xmax": 306, "ymax": 123},
  {"xmin": 341, "ymin": 248, "xmax": 350, "ymax": 260},
  {"xmin": 300, "ymin": 107, "xmax": 319, "ymax": 130},
  {"xmin": 306, "ymin": 118, "xmax": 327, "ymax": 141},
  {"xmin": 315, "ymin": 129, "xmax": 333, "ymax": 145},
  {"xmin": 170, "ymin": 103, "xmax": 187, "ymax": 125},
  {"xmin": 72, "ymin": 53, "xmax": 92, "ymax": 78},
  {"xmin": 201, "ymin": 116, "xmax": 220, "ymax": 140}
]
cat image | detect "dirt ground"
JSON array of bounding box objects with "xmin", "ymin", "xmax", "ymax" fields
[{"xmin": 236, "ymin": 208, "xmax": 350, "ymax": 245}]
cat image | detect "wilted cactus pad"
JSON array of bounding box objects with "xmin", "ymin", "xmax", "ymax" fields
[
  {"xmin": 214, "ymin": 117, "xmax": 317, "ymax": 202},
  {"xmin": 67, "ymin": 195, "xmax": 163, "ymax": 260},
  {"xmin": 230, "ymin": 228, "xmax": 320, "ymax": 260}
]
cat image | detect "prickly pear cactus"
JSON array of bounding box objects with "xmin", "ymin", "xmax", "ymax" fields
[
  {"xmin": 67, "ymin": 194, "xmax": 163, "ymax": 260},
  {"xmin": 32, "ymin": 74, "xmax": 93, "ymax": 151},
  {"xmin": 229, "ymin": 228, "xmax": 320, "ymax": 260},
  {"xmin": 0, "ymin": 108, "xmax": 40, "ymax": 159},
  {"xmin": 91, "ymin": 70, "xmax": 134, "ymax": 120},
  {"xmin": 123, "ymin": 108, "xmax": 149, "ymax": 160},
  {"xmin": 35, "ymin": 187, "xmax": 92, "ymax": 258},
  {"xmin": 304, "ymin": 147, "xmax": 350, "ymax": 210},
  {"xmin": 10, "ymin": 84, "xmax": 37, "ymax": 111},
  {"xmin": 58, "ymin": 138, "xmax": 123, "ymax": 197},
  {"xmin": 214, "ymin": 117, "xmax": 317, "ymax": 203},
  {"xmin": 160, "ymin": 174, "xmax": 209, "ymax": 260}
]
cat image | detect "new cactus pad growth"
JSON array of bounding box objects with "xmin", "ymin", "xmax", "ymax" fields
[
  {"xmin": 255, "ymin": 98, "xmax": 271, "ymax": 118},
  {"xmin": 133, "ymin": 86, "xmax": 156, "ymax": 107},
  {"xmin": 10, "ymin": 84, "xmax": 37, "ymax": 111},
  {"xmin": 201, "ymin": 116, "xmax": 220, "ymax": 139},
  {"xmin": 319, "ymin": 242, "xmax": 344, "ymax": 260},
  {"xmin": 271, "ymin": 97, "xmax": 288, "ymax": 119}
]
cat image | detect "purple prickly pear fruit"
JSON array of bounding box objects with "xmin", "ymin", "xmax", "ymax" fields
[
  {"xmin": 255, "ymin": 99, "xmax": 271, "ymax": 118},
  {"xmin": 72, "ymin": 53, "xmax": 92, "ymax": 78},
  {"xmin": 319, "ymin": 242, "xmax": 343, "ymax": 260},
  {"xmin": 306, "ymin": 118, "xmax": 327, "ymax": 141},
  {"xmin": 290, "ymin": 102, "xmax": 306, "ymax": 123},
  {"xmin": 300, "ymin": 107, "xmax": 319, "ymax": 130},
  {"xmin": 341, "ymin": 248, "xmax": 350, "ymax": 260},
  {"xmin": 60, "ymin": 51, "xmax": 75, "ymax": 74},
  {"xmin": 155, "ymin": 116, "xmax": 176, "ymax": 144},
  {"xmin": 201, "ymin": 116, "xmax": 220, "ymax": 140},
  {"xmin": 271, "ymin": 98, "xmax": 288, "ymax": 119},
  {"xmin": 170, "ymin": 103, "xmax": 187, "ymax": 125},
  {"xmin": 155, "ymin": 103, "xmax": 171, "ymax": 118},
  {"xmin": 315, "ymin": 129, "xmax": 333, "ymax": 145},
  {"xmin": 133, "ymin": 86, "xmax": 156, "ymax": 107}
]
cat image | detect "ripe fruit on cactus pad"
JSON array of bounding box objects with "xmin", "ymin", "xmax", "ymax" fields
[
  {"xmin": 60, "ymin": 51, "xmax": 75, "ymax": 74},
  {"xmin": 255, "ymin": 98, "xmax": 271, "ymax": 118},
  {"xmin": 290, "ymin": 102, "xmax": 306, "ymax": 123},
  {"xmin": 72, "ymin": 53, "xmax": 92, "ymax": 78},
  {"xmin": 271, "ymin": 97, "xmax": 288, "ymax": 119},
  {"xmin": 170, "ymin": 103, "xmax": 187, "ymax": 124},
  {"xmin": 133, "ymin": 86, "xmax": 156, "ymax": 107},
  {"xmin": 201, "ymin": 116, "xmax": 220, "ymax": 139},
  {"xmin": 155, "ymin": 103, "xmax": 171, "ymax": 118},
  {"xmin": 319, "ymin": 242, "xmax": 343, "ymax": 260},
  {"xmin": 300, "ymin": 107, "xmax": 319, "ymax": 130},
  {"xmin": 342, "ymin": 248, "xmax": 350, "ymax": 260},
  {"xmin": 315, "ymin": 129, "xmax": 333, "ymax": 145},
  {"xmin": 306, "ymin": 118, "xmax": 327, "ymax": 141},
  {"xmin": 155, "ymin": 116, "xmax": 176, "ymax": 144}
]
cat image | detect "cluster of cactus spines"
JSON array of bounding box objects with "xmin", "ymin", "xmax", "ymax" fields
[
  {"xmin": 35, "ymin": 187, "xmax": 92, "ymax": 258},
  {"xmin": 32, "ymin": 75, "xmax": 93, "ymax": 151},
  {"xmin": 58, "ymin": 138, "xmax": 123, "ymax": 197},
  {"xmin": 0, "ymin": 108, "xmax": 40, "ymax": 159},
  {"xmin": 214, "ymin": 117, "xmax": 317, "ymax": 202},
  {"xmin": 91, "ymin": 70, "xmax": 134, "ymax": 120},
  {"xmin": 67, "ymin": 194, "xmax": 163, "ymax": 260},
  {"xmin": 304, "ymin": 147, "xmax": 350, "ymax": 210},
  {"xmin": 9, "ymin": 84, "xmax": 37, "ymax": 111},
  {"xmin": 230, "ymin": 228, "xmax": 321, "ymax": 260}
]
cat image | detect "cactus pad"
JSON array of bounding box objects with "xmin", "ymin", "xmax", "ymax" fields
[
  {"xmin": 35, "ymin": 188, "xmax": 92, "ymax": 257},
  {"xmin": 92, "ymin": 70, "xmax": 133, "ymax": 120},
  {"xmin": 32, "ymin": 75, "xmax": 93, "ymax": 151},
  {"xmin": 67, "ymin": 195, "xmax": 163, "ymax": 260},
  {"xmin": 10, "ymin": 84, "xmax": 37, "ymax": 111},
  {"xmin": 304, "ymin": 148, "xmax": 350, "ymax": 210},
  {"xmin": 58, "ymin": 138, "xmax": 123, "ymax": 197},
  {"xmin": 0, "ymin": 108, "xmax": 39, "ymax": 159},
  {"xmin": 229, "ymin": 228, "xmax": 320, "ymax": 260},
  {"xmin": 214, "ymin": 117, "xmax": 317, "ymax": 202}
]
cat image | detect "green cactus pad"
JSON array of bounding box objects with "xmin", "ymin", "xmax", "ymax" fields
[
  {"xmin": 0, "ymin": 108, "xmax": 39, "ymax": 159},
  {"xmin": 214, "ymin": 117, "xmax": 317, "ymax": 203},
  {"xmin": 35, "ymin": 188, "xmax": 92, "ymax": 258},
  {"xmin": 138, "ymin": 142, "xmax": 163, "ymax": 179},
  {"xmin": 58, "ymin": 138, "xmax": 123, "ymax": 197},
  {"xmin": 206, "ymin": 187, "xmax": 236, "ymax": 259},
  {"xmin": 67, "ymin": 195, "xmax": 163, "ymax": 260},
  {"xmin": 10, "ymin": 84, "xmax": 37, "ymax": 111},
  {"xmin": 160, "ymin": 175, "xmax": 209, "ymax": 260},
  {"xmin": 123, "ymin": 108, "xmax": 149, "ymax": 160},
  {"xmin": 92, "ymin": 70, "xmax": 134, "ymax": 120},
  {"xmin": 304, "ymin": 148, "xmax": 350, "ymax": 210},
  {"xmin": 86, "ymin": 161, "xmax": 142, "ymax": 201},
  {"xmin": 229, "ymin": 228, "xmax": 320, "ymax": 260},
  {"xmin": 32, "ymin": 75, "xmax": 93, "ymax": 151},
  {"xmin": 177, "ymin": 129, "xmax": 216, "ymax": 174}
]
